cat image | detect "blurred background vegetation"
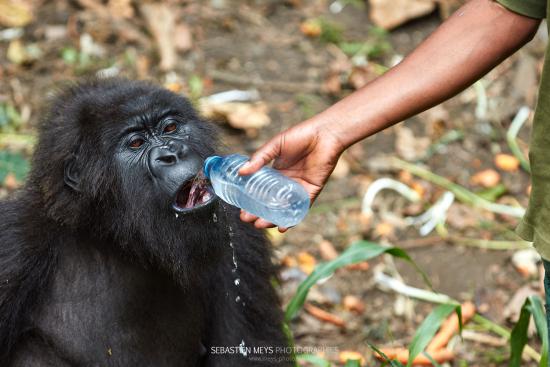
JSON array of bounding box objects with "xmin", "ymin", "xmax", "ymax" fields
[{"xmin": 0, "ymin": 0, "xmax": 547, "ymax": 365}]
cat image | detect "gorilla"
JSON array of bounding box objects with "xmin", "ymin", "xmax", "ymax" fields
[{"xmin": 0, "ymin": 79, "xmax": 293, "ymax": 366}]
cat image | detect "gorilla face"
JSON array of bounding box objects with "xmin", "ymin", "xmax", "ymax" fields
[
  {"xmin": 29, "ymin": 79, "xmax": 225, "ymax": 282},
  {"xmin": 113, "ymin": 111, "xmax": 216, "ymax": 215}
]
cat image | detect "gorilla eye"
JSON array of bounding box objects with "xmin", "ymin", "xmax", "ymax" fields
[
  {"xmin": 163, "ymin": 122, "xmax": 177, "ymax": 133},
  {"xmin": 129, "ymin": 137, "xmax": 145, "ymax": 149}
]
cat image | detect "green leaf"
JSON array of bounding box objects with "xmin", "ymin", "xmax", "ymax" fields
[
  {"xmin": 344, "ymin": 359, "xmax": 361, "ymax": 367},
  {"xmin": 407, "ymin": 303, "xmax": 460, "ymax": 367},
  {"xmin": 285, "ymin": 241, "xmax": 425, "ymax": 322},
  {"xmin": 0, "ymin": 150, "xmax": 29, "ymax": 183},
  {"xmin": 296, "ymin": 354, "xmax": 331, "ymax": 367},
  {"xmin": 61, "ymin": 47, "xmax": 78, "ymax": 65},
  {"xmin": 476, "ymin": 184, "xmax": 507, "ymax": 202},
  {"xmin": 421, "ymin": 351, "xmax": 443, "ymax": 367},
  {"xmin": 188, "ymin": 74, "xmax": 204, "ymax": 102},
  {"xmin": 367, "ymin": 343, "xmax": 405, "ymax": 367},
  {"xmin": 510, "ymin": 295, "xmax": 548, "ymax": 367}
]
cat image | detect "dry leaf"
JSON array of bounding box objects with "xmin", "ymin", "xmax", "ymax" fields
[
  {"xmin": 470, "ymin": 169, "xmax": 501, "ymax": 188},
  {"xmin": 374, "ymin": 222, "xmax": 394, "ymax": 238},
  {"xmin": 318, "ymin": 240, "xmax": 338, "ymax": 260},
  {"xmin": 140, "ymin": 3, "xmax": 177, "ymax": 71},
  {"xmin": 322, "ymin": 72, "xmax": 341, "ymax": 95},
  {"xmin": 174, "ymin": 23, "xmax": 193, "ymax": 52},
  {"xmin": 338, "ymin": 350, "xmax": 365, "ymax": 364},
  {"xmin": 398, "ymin": 170, "xmax": 413, "ymax": 185},
  {"xmin": 332, "ymin": 156, "xmax": 350, "ymax": 179},
  {"xmin": 395, "ymin": 126, "xmax": 430, "ymax": 161},
  {"xmin": 4, "ymin": 173, "xmax": 19, "ymax": 190},
  {"xmin": 511, "ymin": 248, "xmax": 541, "ymax": 278},
  {"xmin": 281, "ymin": 255, "xmax": 297, "ymax": 268},
  {"xmin": 7, "ymin": 40, "xmax": 26, "ymax": 65},
  {"xmin": 377, "ymin": 347, "xmax": 454, "ymax": 365},
  {"xmin": 343, "ymin": 295, "xmax": 365, "ymax": 314},
  {"xmin": 347, "ymin": 262, "xmax": 370, "ymax": 271},
  {"xmin": 0, "ymin": 0, "xmax": 33, "ymax": 27},
  {"xmin": 495, "ymin": 154, "xmax": 519, "ymax": 172},
  {"xmin": 297, "ymin": 251, "xmax": 316, "ymax": 274},
  {"xmin": 368, "ymin": 0, "xmax": 437, "ymax": 30},
  {"xmin": 108, "ymin": 0, "xmax": 134, "ymax": 18},
  {"xmin": 201, "ymin": 101, "xmax": 270, "ymax": 134},
  {"xmin": 165, "ymin": 82, "xmax": 183, "ymax": 93},
  {"xmin": 348, "ymin": 65, "xmax": 378, "ymax": 90},
  {"xmin": 299, "ymin": 19, "xmax": 321, "ymax": 37},
  {"xmin": 410, "ymin": 181, "xmax": 426, "ymax": 199}
]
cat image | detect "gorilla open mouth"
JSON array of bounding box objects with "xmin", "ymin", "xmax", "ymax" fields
[{"xmin": 173, "ymin": 177, "xmax": 216, "ymax": 213}]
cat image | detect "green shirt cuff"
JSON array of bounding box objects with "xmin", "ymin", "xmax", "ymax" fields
[{"xmin": 496, "ymin": 0, "xmax": 547, "ymax": 19}]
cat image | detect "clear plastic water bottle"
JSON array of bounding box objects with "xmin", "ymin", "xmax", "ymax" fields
[{"xmin": 203, "ymin": 154, "xmax": 310, "ymax": 227}]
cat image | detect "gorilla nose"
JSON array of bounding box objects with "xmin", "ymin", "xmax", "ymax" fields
[
  {"xmin": 150, "ymin": 140, "xmax": 189, "ymax": 166},
  {"xmin": 148, "ymin": 139, "xmax": 202, "ymax": 193}
]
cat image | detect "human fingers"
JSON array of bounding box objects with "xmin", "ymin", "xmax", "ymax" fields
[
  {"xmin": 238, "ymin": 135, "xmax": 282, "ymax": 175},
  {"xmin": 240, "ymin": 210, "xmax": 259, "ymax": 223}
]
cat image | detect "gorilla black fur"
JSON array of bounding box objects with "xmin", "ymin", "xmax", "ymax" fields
[{"xmin": 0, "ymin": 79, "xmax": 292, "ymax": 366}]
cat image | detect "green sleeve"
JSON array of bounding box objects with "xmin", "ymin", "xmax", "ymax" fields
[{"xmin": 496, "ymin": 0, "xmax": 547, "ymax": 19}]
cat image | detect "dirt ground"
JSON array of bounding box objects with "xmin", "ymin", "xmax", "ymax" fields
[{"xmin": 0, "ymin": 0, "xmax": 546, "ymax": 366}]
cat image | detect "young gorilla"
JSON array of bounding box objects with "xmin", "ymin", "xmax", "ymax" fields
[{"xmin": 0, "ymin": 79, "xmax": 292, "ymax": 366}]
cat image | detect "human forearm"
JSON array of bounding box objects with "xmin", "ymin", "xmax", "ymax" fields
[{"xmin": 313, "ymin": 0, "xmax": 541, "ymax": 148}]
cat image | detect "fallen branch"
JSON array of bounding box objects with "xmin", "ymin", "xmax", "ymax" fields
[
  {"xmin": 427, "ymin": 302, "xmax": 476, "ymax": 352},
  {"xmin": 304, "ymin": 303, "xmax": 346, "ymax": 328},
  {"xmin": 449, "ymin": 236, "xmax": 532, "ymax": 251},
  {"xmin": 461, "ymin": 330, "xmax": 506, "ymax": 347},
  {"xmin": 208, "ymin": 70, "xmax": 323, "ymax": 93},
  {"xmin": 377, "ymin": 347, "xmax": 454, "ymax": 365}
]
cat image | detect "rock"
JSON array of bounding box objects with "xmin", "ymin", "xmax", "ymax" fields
[{"xmin": 368, "ymin": 0, "xmax": 437, "ymax": 30}]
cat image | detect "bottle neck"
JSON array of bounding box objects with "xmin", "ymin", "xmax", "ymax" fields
[{"xmin": 203, "ymin": 155, "xmax": 222, "ymax": 179}]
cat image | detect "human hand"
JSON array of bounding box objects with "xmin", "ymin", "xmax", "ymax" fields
[{"xmin": 238, "ymin": 120, "xmax": 346, "ymax": 231}]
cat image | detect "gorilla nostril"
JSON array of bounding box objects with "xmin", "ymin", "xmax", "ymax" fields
[
  {"xmin": 157, "ymin": 155, "xmax": 177, "ymax": 165},
  {"xmin": 167, "ymin": 141, "xmax": 179, "ymax": 153}
]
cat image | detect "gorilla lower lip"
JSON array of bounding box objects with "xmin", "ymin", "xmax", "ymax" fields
[{"xmin": 174, "ymin": 178, "xmax": 214, "ymax": 212}]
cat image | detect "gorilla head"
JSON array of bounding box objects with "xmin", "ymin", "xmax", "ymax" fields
[{"xmin": 28, "ymin": 79, "xmax": 225, "ymax": 281}]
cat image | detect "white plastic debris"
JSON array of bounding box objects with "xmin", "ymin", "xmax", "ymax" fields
[
  {"xmin": 406, "ymin": 191, "xmax": 455, "ymax": 236},
  {"xmin": 201, "ymin": 89, "xmax": 260, "ymax": 105},
  {"xmin": 362, "ymin": 178, "xmax": 421, "ymax": 216}
]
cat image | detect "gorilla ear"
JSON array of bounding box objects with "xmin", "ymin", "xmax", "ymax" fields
[{"xmin": 64, "ymin": 156, "xmax": 81, "ymax": 192}]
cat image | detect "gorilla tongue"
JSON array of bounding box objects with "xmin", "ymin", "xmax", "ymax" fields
[{"xmin": 177, "ymin": 179, "xmax": 212, "ymax": 209}]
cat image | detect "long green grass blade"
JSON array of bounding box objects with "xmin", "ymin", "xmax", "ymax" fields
[
  {"xmin": 527, "ymin": 296, "xmax": 548, "ymax": 367},
  {"xmin": 407, "ymin": 303, "xmax": 460, "ymax": 367},
  {"xmin": 510, "ymin": 295, "xmax": 548, "ymax": 367},
  {"xmin": 296, "ymin": 354, "xmax": 332, "ymax": 367},
  {"xmin": 284, "ymin": 241, "xmax": 422, "ymax": 322},
  {"xmin": 343, "ymin": 359, "xmax": 361, "ymax": 367},
  {"xmin": 367, "ymin": 343, "xmax": 405, "ymax": 367},
  {"xmin": 421, "ymin": 351, "xmax": 443, "ymax": 367}
]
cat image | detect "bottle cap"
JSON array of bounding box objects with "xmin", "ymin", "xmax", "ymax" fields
[{"xmin": 203, "ymin": 156, "xmax": 222, "ymax": 179}]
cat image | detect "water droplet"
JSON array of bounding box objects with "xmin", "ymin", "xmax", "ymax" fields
[
  {"xmin": 234, "ymin": 278, "xmax": 240, "ymax": 286},
  {"xmin": 175, "ymin": 213, "xmax": 179, "ymax": 218},
  {"xmin": 213, "ymin": 213, "xmax": 217, "ymax": 222},
  {"xmin": 235, "ymin": 296, "xmax": 241, "ymax": 303},
  {"xmin": 229, "ymin": 241, "xmax": 238, "ymax": 270},
  {"xmin": 239, "ymin": 340, "xmax": 248, "ymax": 357}
]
